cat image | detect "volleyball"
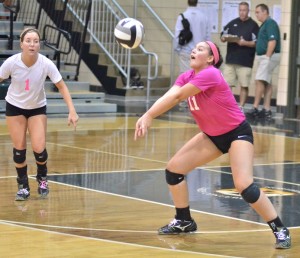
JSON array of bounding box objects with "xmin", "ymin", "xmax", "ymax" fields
[{"xmin": 114, "ymin": 18, "xmax": 145, "ymax": 49}]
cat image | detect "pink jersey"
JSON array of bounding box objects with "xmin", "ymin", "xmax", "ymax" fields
[{"xmin": 175, "ymin": 66, "xmax": 245, "ymax": 136}]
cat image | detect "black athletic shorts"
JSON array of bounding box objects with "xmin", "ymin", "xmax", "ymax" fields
[
  {"xmin": 6, "ymin": 101, "xmax": 47, "ymax": 118},
  {"xmin": 205, "ymin": 120, "xmax": 253, "ymax": 154}
]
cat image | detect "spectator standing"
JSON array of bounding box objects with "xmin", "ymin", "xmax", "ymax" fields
[
  {"xmin": 0, "ymin": 0, "xmax": 11, "ymax": 20},
  {"xmin": 221, "ymin": 2, "xmax": 259, "ymax": 110},
  {"xmin": 174, "ymin": 0, "xmax": 211, "ymax": 74},
  {"xmin": 247, "ymin": 3, "xmax": 281, "ymax": 121}
]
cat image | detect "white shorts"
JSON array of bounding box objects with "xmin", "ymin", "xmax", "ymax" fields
[
  {"xmin": 255, "ymin": 53, "xmax": 280, "ymax": 84},
  {"xmin": 223, "ymin": 64, "xmax": 252, "ymax": 87}
]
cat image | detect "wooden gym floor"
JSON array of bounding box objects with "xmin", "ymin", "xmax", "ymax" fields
[{"xmin": 0, "ymin": 103, "xmax": 300, "ymax": 258}]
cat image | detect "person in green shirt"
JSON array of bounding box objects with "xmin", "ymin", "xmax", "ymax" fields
[{"xmin": 247, "ymin": 3, "xmax": 280, "ymax": 122}]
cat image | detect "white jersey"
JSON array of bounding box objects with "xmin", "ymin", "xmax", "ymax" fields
[{"xmin": 0, "ymin": 53, "xmax": 62, "ymax": 109}]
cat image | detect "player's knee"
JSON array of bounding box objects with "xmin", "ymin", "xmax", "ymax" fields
[
  {"xmin": 33, "ymin": 149, "xmax": 48, "ymax": 163},
  {"xmin": 13, "ymin": 148, "xmax": 26, "ymax": 164},
  {"xmin": 241, "ymin": 183, "xmax": 260, "ymax": 204},
  {"xmin": 165, "ymin": 169, "xmax": 185, "ymax": 185}
]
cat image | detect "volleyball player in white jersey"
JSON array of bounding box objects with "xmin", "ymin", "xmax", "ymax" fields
[{"xmin": 0, "ymin": 28, "xmax": 79, "ymax": 201}]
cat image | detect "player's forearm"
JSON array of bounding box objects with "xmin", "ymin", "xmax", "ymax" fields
[
  {"xmin": 57, "ymin": 83, "xmax": 76, "ymax": 113},
  {"xmin": 62, "ymin": 92, "xmax": 76, "ymax": 113},
  {"xmin": 146, "ymin": 94, "xmax": 180, "ymax": 119}
]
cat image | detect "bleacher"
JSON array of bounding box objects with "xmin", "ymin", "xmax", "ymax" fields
[{"xmin": 0, "ymin": 1, "xmax": 117, "ymax": 114}]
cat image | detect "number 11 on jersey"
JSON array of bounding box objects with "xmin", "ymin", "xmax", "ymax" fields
[{"xmin": 188, "ymin": 96, "xmax": 200, "ymax": 110}]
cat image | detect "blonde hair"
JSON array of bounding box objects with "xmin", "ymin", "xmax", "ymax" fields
[{"xmin": 20, "ymin": 28, "xmax": 40, "ymax": 42}]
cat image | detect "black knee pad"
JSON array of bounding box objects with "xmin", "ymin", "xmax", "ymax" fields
[
  {"xmin": 33, "ymin": 149, "xmax": 48, "ymax": 163},
  {"xmin": 241, "ymin": 183, "xmax": 260, "ymax": 204},
  {"xmin": 13, "ymin": 148, "xmax": 26, "ymax": 164},
  {"xmin": 165, "ymin": 169, "xmax": 185, "ymax": 185}
]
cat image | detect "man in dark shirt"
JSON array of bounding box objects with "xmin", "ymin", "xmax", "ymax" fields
[{"xmin": 221, "ymin": 2, "xmax": 259, "ymax": 110}]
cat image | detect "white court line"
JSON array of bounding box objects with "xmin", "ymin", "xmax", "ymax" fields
[
  {"xmin": 1, "ymin": 165, "xmax": 300, "ymax": 225},
  {"xmin": 46, "ymin": 141, "xmax": 167, "ymax": 164},
  {"xmin": 3, "ymin": 159, "xmax": 300, "ymax": 179},
  {"xmin": 24, "ymin": 179, "xmax": 270, "ymax": 227},
  {"xmin": 46, "ymin": 141, "xmax": 300, "ymax": 169},
  {"xmin": 0, "ymin": 219, "xmax": 273, "ymax": 234},
  {"xmin": 0, "ymin": 220, "xmax": 240, "ymax": 258},
  {"xmin": 1, "ymin": 129, "xmax": 300, "ymax": 236}
]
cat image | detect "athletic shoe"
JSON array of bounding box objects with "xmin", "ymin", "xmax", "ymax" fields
[
  {"xmin": 246, "ymin": 107, "xmax": 259, "ymax": 119},
  {"xmin": 259, "ymin": 108, "xmax": 272, "ymax": 120},
  {"xmin": 36, "ymin": 176, "xmax": 49, "ymax": 198},
  {"xmin": 158, "ymin": 218, "xmax": 197, "ymax": 234},
  {"xmin": 274, "ymin": 227, "xmax": 291, "ymax": 249},
  {"xmin": 15, "ymin": 177, "xmax": 30, "ymax": 201}
]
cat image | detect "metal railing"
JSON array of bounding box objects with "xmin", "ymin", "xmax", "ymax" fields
[
  {"xmin": 4, "ymin": 0, "xmax": 161, "ymax": 100},
  {"xmin": 2, "ymin": 0, "xmax": 20, "ymax": 50},
  {"xmin": 85, "ymin": 0, "xmax": 158, "ymax": 101},
  {"xmin": 13, "ymin": 0, "xmax": 84, "ymax": 80},
  {"xmin": 42, "ymin": 25, "xmax": 72, "ymax": 71},
  {"xmin": 139, "ymin": 0, "xmax": 175, "ymax": 85}
]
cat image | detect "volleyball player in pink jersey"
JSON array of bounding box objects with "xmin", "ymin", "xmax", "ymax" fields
[
  {"xmin": 134, "ymin": 41, "xmax": 290, "ymax": 249},
  {"xmin": 0, "ymin": 28, "xmax": 79, "ymax": 201}
]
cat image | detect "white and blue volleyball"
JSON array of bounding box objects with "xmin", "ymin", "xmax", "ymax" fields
[{"xmin": 114, "ymin": 18, "xmax": 145, "ymax": 49}]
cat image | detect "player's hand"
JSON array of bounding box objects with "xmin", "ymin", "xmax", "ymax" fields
[
  {"xmin": 68, "ymin": 111, "xmax": 79, "ymax": 130},
  {"xmin": 134, "ymin": 113, "xmax": 152, "ymax": 140}
]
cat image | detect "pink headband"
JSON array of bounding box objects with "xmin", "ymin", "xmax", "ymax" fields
[{"xmin": 205, "ymin": 41, "xmax": 219, "ymax": 65}]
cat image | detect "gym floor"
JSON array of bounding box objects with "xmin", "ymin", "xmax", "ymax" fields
[{"xmin": 0, "ymin": 101, "xmax": 300, "ymax": 257}]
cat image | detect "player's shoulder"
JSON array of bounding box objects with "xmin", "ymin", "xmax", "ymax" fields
[
  {"xmin": 37, "ymin": 53, "xmax": 51, "ymax": 62},
  {"xmin": 6, "ymin": 53, "xmax": 21, "ymax": 62},
  {"xmin": 201, "ymin": 65, "xmax": 219, "ymax": 75},
  {"xmin": 37, "ymin": 53, "xmax": 56, "ymax": 66},
  {"xmin": 200, "ymin": 66, "xmax": 223, "ymax": 82},
  {"xmin": 1, "ymin": 53, "xmax": 21, "ymax": 67},
  {"xmin": 191, "ymin": 67, "xmax": 215, "ymax": 82}
]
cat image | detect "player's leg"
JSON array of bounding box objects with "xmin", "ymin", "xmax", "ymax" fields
[
  {"xmin": 229, "ymin": 139, "xmax": 291, "ymax": 249},
  {"xmin": 28, "ymin": 110, "xmax": 49, "ymax": 197},
  {"xmin": 6, "ymin": 105, "xmax": 30, "ymax": 200},
  {"xmin": 158, "ymin": 132, "xmax": 222, "ymax": 234}
]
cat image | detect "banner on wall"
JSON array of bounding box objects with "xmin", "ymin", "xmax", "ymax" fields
[
  {"xmin": 221, "ymin": 0, "xmax": 251, "ymax": 30},
  {"xmin": 197, "ymin": 0, "xmax": 219, "ymax": 33}
]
